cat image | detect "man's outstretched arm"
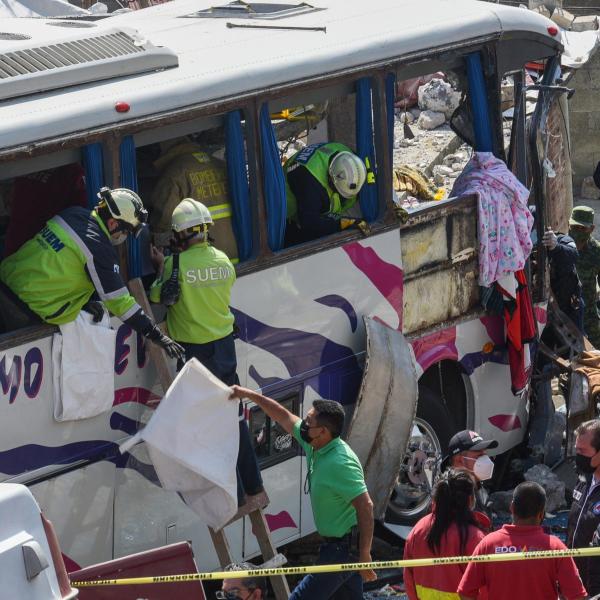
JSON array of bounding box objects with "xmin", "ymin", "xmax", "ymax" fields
[{"xmin": 230, "ymin": 385, "xmax": 300, "ymax": 434}]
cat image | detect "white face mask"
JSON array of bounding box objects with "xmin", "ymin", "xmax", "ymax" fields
[
  {"xmin": 111, "ymin": 231, "xmax": 128, "ymax": 246},
  {"xmin": 471, "ymin": 455, "xmax": 494, "ymax": 481}
]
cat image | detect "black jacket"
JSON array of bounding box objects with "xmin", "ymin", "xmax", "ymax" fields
[{"xmin": 567, "ymin": 475, "xmax": 600, "ymax": 595}]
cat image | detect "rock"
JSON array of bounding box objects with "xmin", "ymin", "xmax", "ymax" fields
[
  {"xmin": 551, "ymin": 8, "xmax": 575, "ymax": 30},
  {"xmin": 524, "ymin": 464, "xmax": 566, "ymax": 513},
  {"xmin": 433, "ymin": 165, "xmax": 453, "ymax": 177},
  {"xmin": 434, "ymin": 172, "xmax": 446, "ymax": 186},
  {"xmin": 409, "ymin": 108, "xmax": 421, "ymax": 120},
  {"xmin": 451, "ymin": 162, "xmax": 463, "ymax": 172},
  {"xmin": 398, "ymin": 139, "xmax": 414, "ymax": 148},
  {"xmin": 581, "ymin": 176, "xmax": 600, "ymax": 200},
  {"xmin": 418, "ymin": 78, "xmax": 461, "ymax": 118},
  {"xmin": 417, "ymin": 110, "xmax": 446, "ymax": 130},
  {"xmin": 572, "ymin": 15, "xmax": 599, "ymax": 32},
  {"xmin": 489, "ymin": 490, "xmax": 513, "ymax": 514},
  {"xmin": 532, "ymin": 4, "xmax": 551, "ymax": 18}
]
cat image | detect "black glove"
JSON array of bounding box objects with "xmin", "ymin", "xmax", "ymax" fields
[
  {"xmin": 82, "ymin": 300, "xmax": 105, "ymax": 323},
  {"xmin": 145, "ymin": 324, "xmax": 186, "ymax": 361}
]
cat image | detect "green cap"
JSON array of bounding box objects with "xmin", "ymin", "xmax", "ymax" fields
[{"xmin": 569, "ymin": 205, "xmax": 595, "ymax": 227}]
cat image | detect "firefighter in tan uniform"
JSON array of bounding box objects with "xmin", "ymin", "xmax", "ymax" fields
[{"xmin": 148, "ymin": 139, "xmax": 239, "ymax": 262}]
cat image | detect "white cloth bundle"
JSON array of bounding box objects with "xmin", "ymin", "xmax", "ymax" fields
[
  {"xmin": 121, "ymin": 358, "xmax": 239, "ymax": 530},
  {"xmin": 52, "ymin": 311, "xmax": 116, "ymax": 422}
]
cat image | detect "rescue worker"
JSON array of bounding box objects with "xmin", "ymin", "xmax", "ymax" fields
[
  {"xmin": 149, "ymin": 198, "xmax": 262, "ymax": 505},
  {"xmin": 403, "ymin": 469, "xmax": 486, "ymax": 600},
  {"xmin": 147, "ymin": 138, "xmax": 239, "ymax": 262},
  {"xmin": 229, "ymin": 385, "xmax": 376, "ymax": 599},
  {"xmin": 284, "ymin": 143, "xmax": 370, "ymax": 245},
  {"xmin": 542, "ymin": 227, "xmax": 584, "ymax": 330},
  {"xmin": 569, "ymin": 206, "xmax": 600, "ymax": 347},
  {"xmin": 443, "ymin": 430, "xmax": 497, "ymax": 523},
  {"xmin": 567, "ymin": 418, "xmax": 600, "ymax": 596},
  {"xmin": 218, "ymin": 563, "xmax": 266, "ymax": 599},
  {"xmin": 0, "ymin": 187, "xmax": 184, "ymax": 359},
  {"xmin": 459, "ymin": 482, "xmax": 586, "ymax": 599}
]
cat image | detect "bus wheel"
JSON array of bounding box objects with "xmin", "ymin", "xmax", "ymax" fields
[{"xmin": 385, "ymin": 386, "xmax": 455, "ymax": 525}]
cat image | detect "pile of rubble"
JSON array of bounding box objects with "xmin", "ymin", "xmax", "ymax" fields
[
  {"xmin": 530, "ymin": 2, "xmax": 599, "ymax": 32},
  {"xmin": 392, "ymin": 77, "xmax": 471, "ymax": 205}
]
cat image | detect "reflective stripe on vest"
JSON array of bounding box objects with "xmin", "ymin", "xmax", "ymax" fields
[
  {"xmin": 209, "ymin": 203, "xmax": 232, "ymax": 220},
  {"xmin": 414, "ymin": 584, "xmax": 460, "ymax": 599}
]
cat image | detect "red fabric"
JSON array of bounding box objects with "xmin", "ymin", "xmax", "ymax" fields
[
  {"xmin": 458, "ymin": 525, "xmax": 587, "ymax": 600},
  {"xmin": 4, "ymin": 163, "xmax": 87, "ymax": 257},
  {"xmin": 403, "ymin": 513, "xmax": 486, "ymax": 600},
  {"xmin": 496, "ymin": 270, "xmax": 536, "ymax": 395}
]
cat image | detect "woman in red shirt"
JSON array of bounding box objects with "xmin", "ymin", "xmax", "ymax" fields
[{"xmin": 403, "ymin": 469, "xmax": 486, "ymax": 599}]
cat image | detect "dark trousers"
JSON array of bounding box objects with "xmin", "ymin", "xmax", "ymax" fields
[
  {"xmin": 289, "ymin": 541, "xmax": 363, "ymax": 600},
  {"xmin": 179, "ymin": 334, "xmax": 263, "ymax": 505}
]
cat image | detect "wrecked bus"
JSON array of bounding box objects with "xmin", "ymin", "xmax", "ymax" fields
[{"xmin": 0, "ymin": 0, "xmax": 568, "ymax": 571}]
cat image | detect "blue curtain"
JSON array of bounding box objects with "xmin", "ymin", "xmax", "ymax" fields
[
  {"xmin": 119, "ymin": 136, "xmax": 141, "ymax": 278},
  {"xmin": 82, "ymin": 143, "xmax": 104, "ymax": 209},
  {"xmin": 355, "ymin": 77, "xmax": 378, "ymax": 222},
  {"xmin": 259, "ymin": 103, "xmax": 286, "ymax": 251},
  {"xmin": 465, "ymin": 52, "xmax": 493, "ymax": 152},
  {"xmin": 225, "ymin": 110, "xmax": 253, "ymax": 261},
  {"xmin": 385, "ymin": 73, "xmax": 396, "ymax": 166}
]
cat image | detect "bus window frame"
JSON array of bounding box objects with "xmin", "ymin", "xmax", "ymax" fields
[{"xmin": 0, "ymin": 32, "xmax": 561, "ymax": 283}]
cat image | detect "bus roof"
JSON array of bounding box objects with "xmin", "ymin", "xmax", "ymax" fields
[{"xmin": 0, "ymin": 0, "xmax": 558, "ymax": 152}]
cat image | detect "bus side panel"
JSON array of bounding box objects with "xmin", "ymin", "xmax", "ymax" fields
[
  {"xmin": 112, "ymin": 440, "xmax": 244, "ymax": 571},
  {"xmin": 0, "ymin": 323, "xmax": 156, "ymax": 484}
]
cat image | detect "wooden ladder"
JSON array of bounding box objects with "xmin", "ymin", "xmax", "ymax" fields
[
  {"xmin": 128, "ymin": 278, "xmax": 290, "ymax": 600},
  {"xmin": 209, "ymin": 491, "xmax": 290, "ymax": 600}
]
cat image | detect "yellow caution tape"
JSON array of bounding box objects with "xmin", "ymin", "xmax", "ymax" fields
[{"xmin": 71, "ymin": 546, "xmax": 600, "ymax": 587}]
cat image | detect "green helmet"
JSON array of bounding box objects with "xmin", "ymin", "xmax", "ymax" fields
[
  {"xmin": 97, "ymin": 187, "xmax": 147, "ymax": 238},
  {"xmin": 171, "ymin": 198, "xmax": 213, "ymax": 232}
]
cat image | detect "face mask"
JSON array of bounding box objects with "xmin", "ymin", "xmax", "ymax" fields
[
  {"xmin": 299, "ymin": 419, "xmax": 313, "ymax": 444},
  {"xmin": 569, "ymin": 228, "xmax": 591, "ymax": 245},
  {"xmin": 111, "ymin": 231, "xmax": 128, "ymax": 246},
  {"xmin": 576, "ymin": 453, "xmax": 597, "ymax": 475},
  {"xmin": 472, "ymin": 455, "xmax": 494, "ymax": 481}
]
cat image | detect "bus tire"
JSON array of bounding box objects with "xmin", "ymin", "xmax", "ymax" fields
[{"xmin": 385, "ymin": 386, "xmax": 456, "ymax": 525}]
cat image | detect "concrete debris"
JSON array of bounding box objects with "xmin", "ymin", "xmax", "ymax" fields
[
  {"xmin": 532, "ymin": 4, "xmax": 551, "ymax": 18},
  {"xmin": 409, "ymin": 108, "xmax": 422, "ymax": 120},
  {"xmin": 417, "ymin": 110, "xmax": 446, "ymax": 130},
  {"xmin": 433, "ymin": 171, "xmax": 445, "ymax": 186},
  {"xmin": 572, "ymin": 15, "xmax": 599, "ymax": 32},
  {"xmin": 451, "ymin": 162, "xmax": 462, "ymax": 172},
  {"xmin": 433, "ymin": 165, "xmax": 453, "ymax": 177},
  {"xmin": 418, "ymin": 78, "xmax": 461, "ymax": 118},
  {"xmin": 581, "ymin": 176, "xmax": 600, "ymax": 200},
  {"xmin": 524, "ymin": 464, "xmax": 566, "ymax": 513},
  {"xmin": 551, "ymin": 7, "xmax": 575, "ymax": 30}
]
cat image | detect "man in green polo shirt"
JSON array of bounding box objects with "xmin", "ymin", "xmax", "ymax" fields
[{"xmin": 229, "ymin": 385, "xmax": 376, "ymax": 599}]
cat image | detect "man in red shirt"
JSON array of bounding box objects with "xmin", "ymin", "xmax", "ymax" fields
[{"xmin": 458, "ymin": 482, "xmax": 586, "ymax": 600}]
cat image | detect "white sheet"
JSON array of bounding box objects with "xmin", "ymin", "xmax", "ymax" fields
[
  {"xmin": 123, "ymin": 358, "xmax": 239, "ymax": 530},
  {"xmin": 52, "ymin": 311, "xmax": 116, "ymax": 422}
]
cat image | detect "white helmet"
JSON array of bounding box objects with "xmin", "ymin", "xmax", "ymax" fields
[
  {"xmin": 171, "ymin": 198, "xmax": 213, "ymax": 232},
  {"xmin": 97, "ymin": 187, "xmax": 148, "ymax": 238},
  {"xmin": 329, "ymin": 152, "xmax": 367, "ymax": 199}
]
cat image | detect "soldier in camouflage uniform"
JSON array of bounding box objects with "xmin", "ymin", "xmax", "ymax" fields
[{"xmin": 570, "ymin": 206, "xmax": 600, "ymax": 348}]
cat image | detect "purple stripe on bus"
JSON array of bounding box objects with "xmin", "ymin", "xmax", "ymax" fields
[{"xmin": 314, "ymin": 294, "xmax": 358, "ymax": 332}]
